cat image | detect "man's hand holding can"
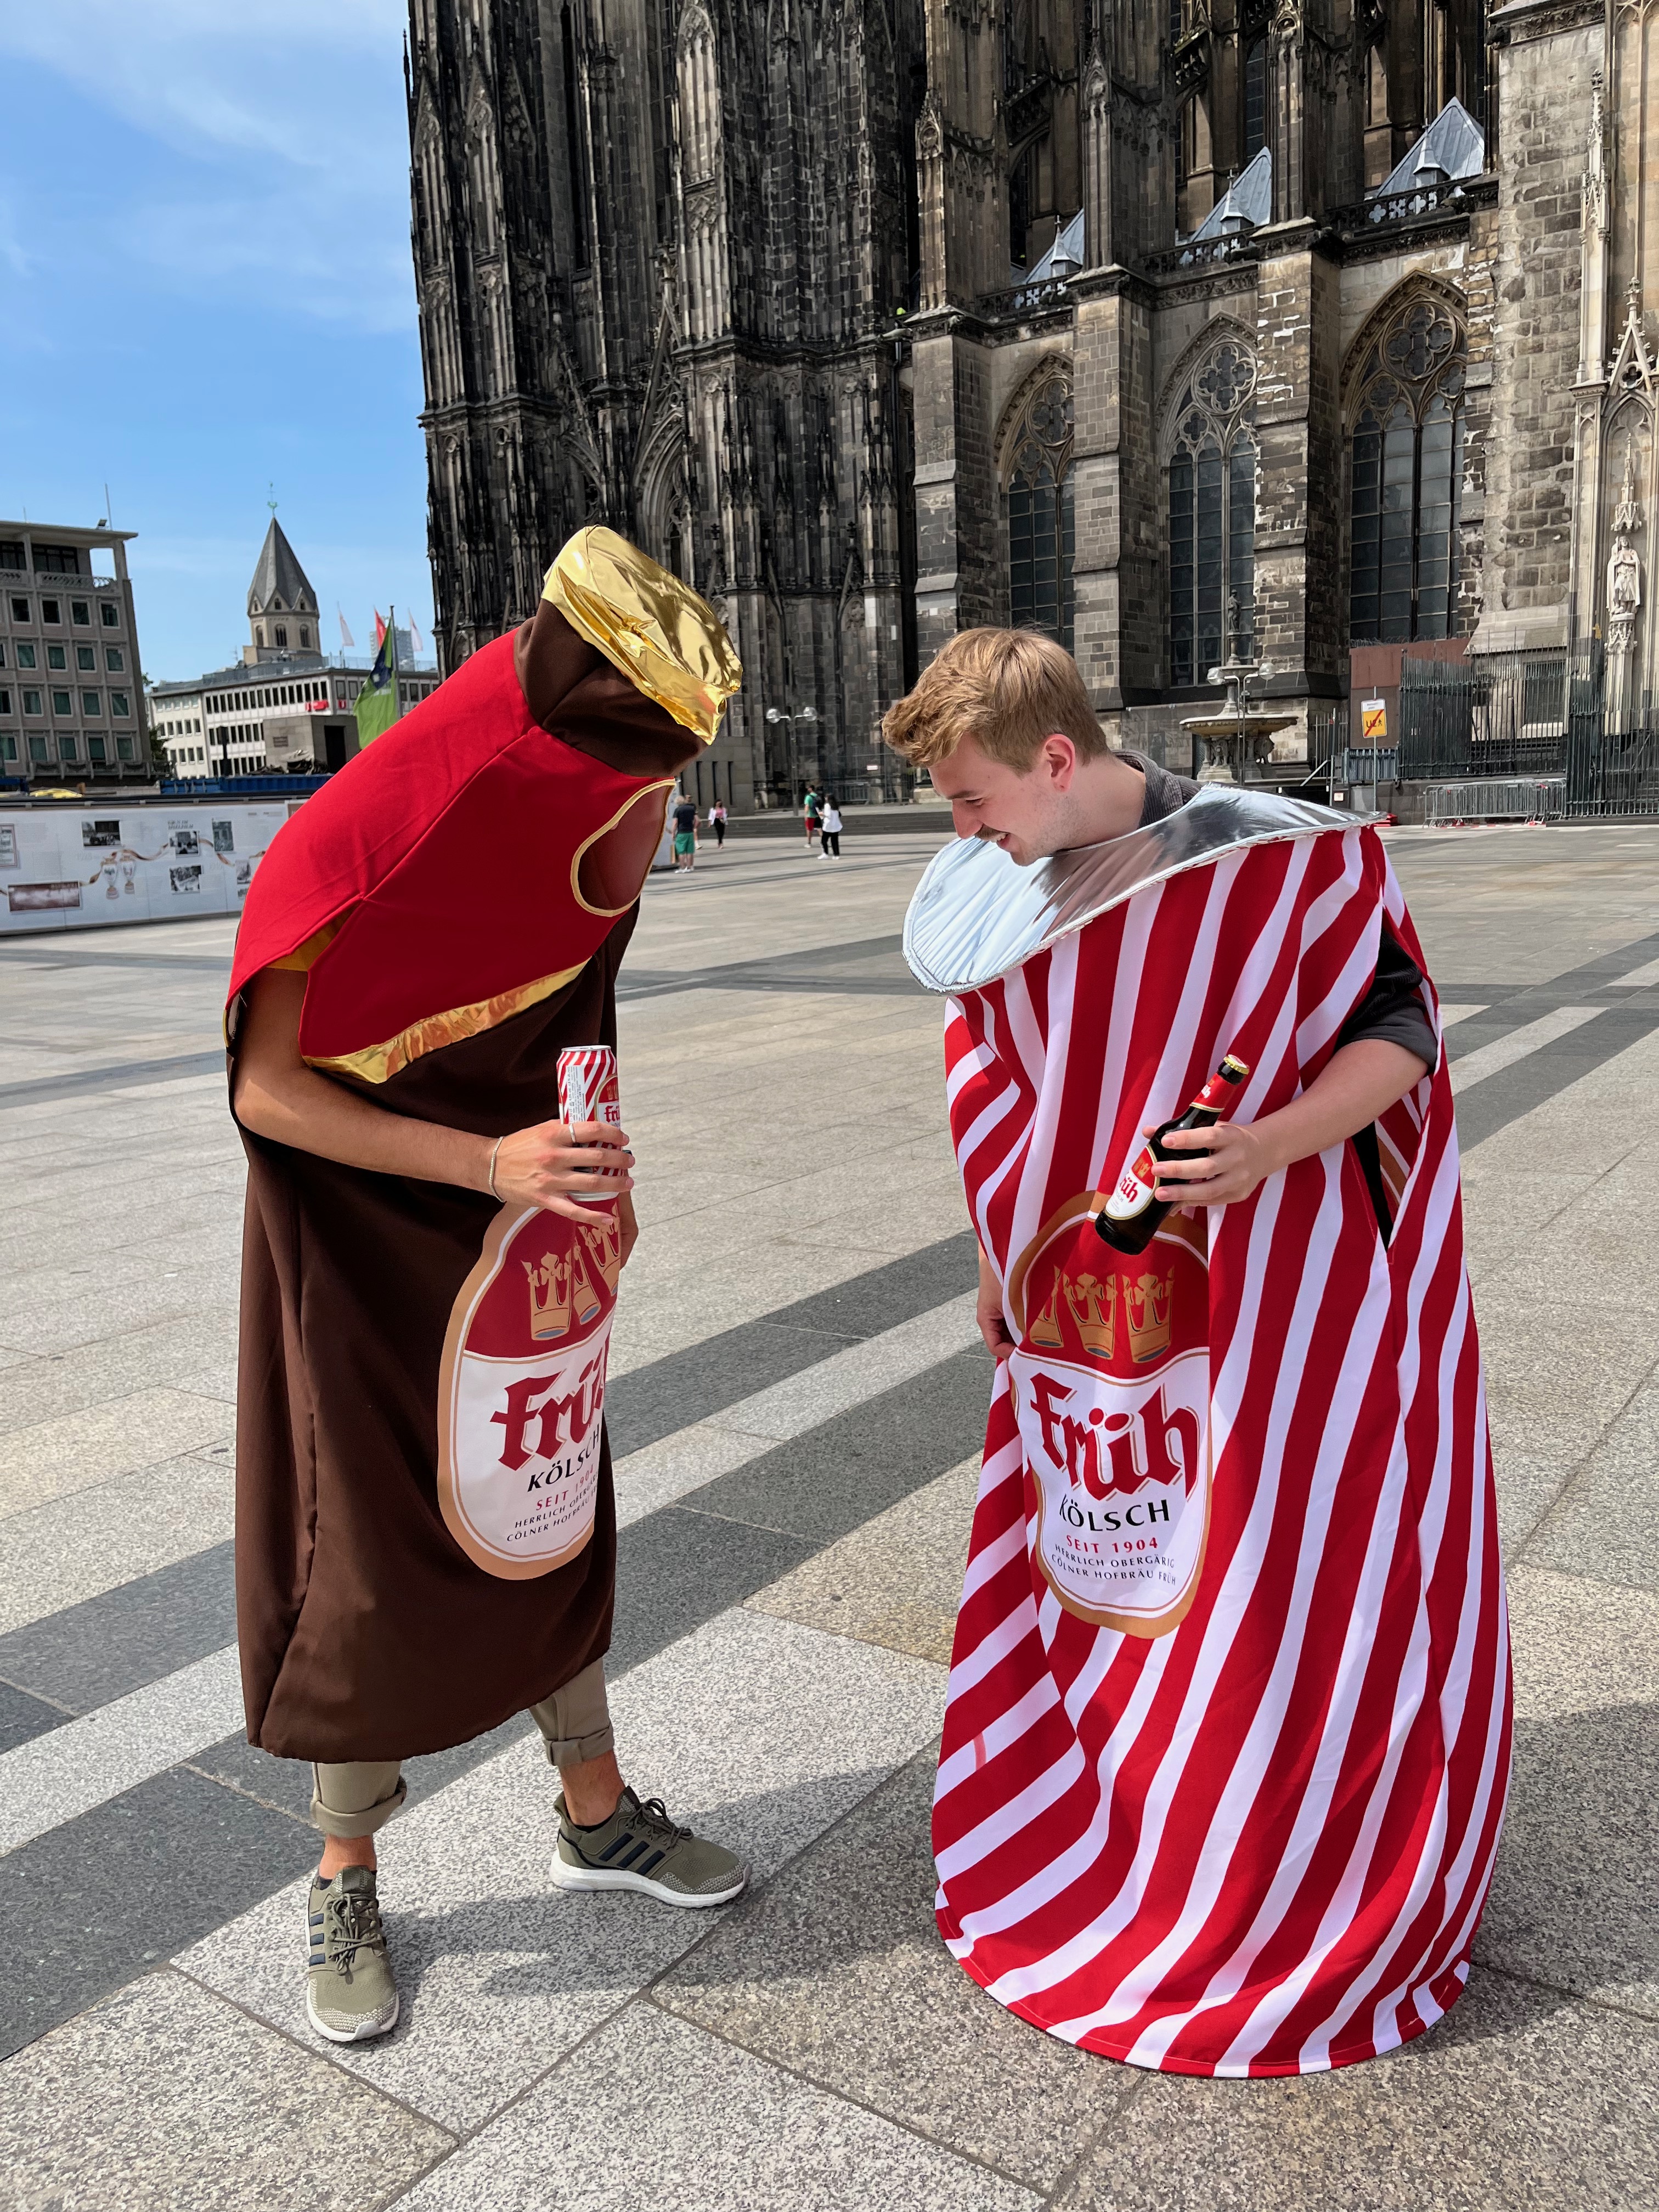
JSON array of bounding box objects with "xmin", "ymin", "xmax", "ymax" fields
[{"xmin": 487, "ymin": 1116, "xmax": 634, "ymax": 1221}]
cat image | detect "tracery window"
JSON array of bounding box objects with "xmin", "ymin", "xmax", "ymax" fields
[
  {"xmin": 1003, "ymin": 367, "xmax": 1075, "ymax": 648},
  {"xmin": 1166, "ymin": 336, "xmax": 1258, "ymax": 687},
  {"xmin": 1348, "ymin": 295, "xmax": 1466, "ymax": 643}
]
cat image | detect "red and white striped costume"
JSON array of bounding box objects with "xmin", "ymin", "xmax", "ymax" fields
[{"xmin": 926, "ymin": 817, "xmax": 1511, "ymax": 2075}]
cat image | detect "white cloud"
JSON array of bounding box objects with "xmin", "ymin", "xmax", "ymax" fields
[
  {"xmin": 0, "ymin": 2, "xmax": 416, "ymax": 329},
  {"xmin": 0, "ymin": 4, "xmax": 407, "ymax": 170}
]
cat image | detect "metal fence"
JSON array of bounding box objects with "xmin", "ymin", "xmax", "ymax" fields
[
  {"xmin": 1344, "ymin": 747, "xmax": 1400, "ymax": 785},
  {"xmin": 1424, "ymin": 777, "xmax": 1566, "ymax": 826},
  {"xmin": 1305, "ymin": 702, "xmax": 1345, "ymax": 776},
  {"xmin": 1397, "ymin": 647, "xmax": 1659, "ymax": 817},
  {"xmin": 158, "ymin": 773, "xmax": 332, "ymax": 798}
]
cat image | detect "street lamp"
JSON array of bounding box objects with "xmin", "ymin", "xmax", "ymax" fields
[{"xmin": 764, "ymin": 703, "xmax": 817, "ymax": 805}]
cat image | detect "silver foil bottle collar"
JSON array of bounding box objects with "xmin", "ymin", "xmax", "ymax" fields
[{"xmin": 902, "ymin": 786, "xmax": 1361, "ymax": 997}]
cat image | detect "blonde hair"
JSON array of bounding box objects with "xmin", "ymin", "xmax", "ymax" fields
[{"xmin": 882, "ymin": 628, "xmax": 1107, "ymax": 771}]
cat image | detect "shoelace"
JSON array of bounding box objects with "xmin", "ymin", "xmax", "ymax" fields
[
  {"xmin": 324, "ymin": 1889, "xmax": 386, "ymax": 1978},
  {"xmin": 624, "ymin": 1792, "xmax": 689, "ymax": 1847}
]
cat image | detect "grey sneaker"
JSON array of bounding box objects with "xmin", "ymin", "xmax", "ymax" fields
[
  {"xmin": 305, "ymin": 1865, "xmax": 399, "ymax": 2044},
  {"xmin": 551, "ymin": 1786, "xmax": 748, "ymax": 1909}
]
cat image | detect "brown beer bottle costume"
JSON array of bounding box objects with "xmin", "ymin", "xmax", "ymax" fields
[{"xmin": 227, "ymin": 532, "xmax": 740, "ymax": 1760}]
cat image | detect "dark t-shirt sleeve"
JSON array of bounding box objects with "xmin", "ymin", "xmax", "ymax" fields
[
  {"xmin": 1129, "ymin": 750, "xmax": 1436, "ymax": 1071},
  {"xmin": 1336, "ymin": 927, "xmax": 1437, "ymax": 1071}
]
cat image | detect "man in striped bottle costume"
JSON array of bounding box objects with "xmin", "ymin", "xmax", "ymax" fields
[{"xmin": 887, "ymin": 627, "xmax": 1510, "ymax": 2077}]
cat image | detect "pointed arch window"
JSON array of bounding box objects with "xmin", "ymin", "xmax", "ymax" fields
[
  {"xmin": 1166, "ymin": 337, "xmax": 1258, "ymax": 686},
  {"xmin": 1348, "ymin": 296, "xmax": 1466, "ymax": 643},
  {"xmin": 561, "ymin": 5, "xmax": 590, "ymax": 271},
  {"xmin": 1243, "ymin": 39, "xmax": 1267, "ymax": 160},
  {"xmin": 1003, "ymin": 368, "xmax": 1075, "ymax": 647}
]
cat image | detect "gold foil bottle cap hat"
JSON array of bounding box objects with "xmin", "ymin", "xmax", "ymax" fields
[{"xmin": 542, "ymin": 527, "xmax": 742, "ymax": 747}]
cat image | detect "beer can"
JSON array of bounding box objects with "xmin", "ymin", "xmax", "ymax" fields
[{"xmin": 557, "ymin": 1045, "xmax": 623, "ymax": 1208}]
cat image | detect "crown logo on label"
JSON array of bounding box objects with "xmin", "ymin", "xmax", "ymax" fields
[
  {"xmin": 1065, "ymin": 1272, "xmax": 1116, "ymax": 1355},
  {"xmin": 1124, "ymin": 1267, "xmax": 1174, "ymax": 1363},
  {"xmin": 1027, "ymin": 1257, "xmax": 1176, "ymax": 1365},
  {"xmin": 524, "ymin": 1214, "xmax": 624, "ymax": 1341},
  {"xmin": 525, "ymin": 1252, "xmax": 572, "ymax": 1340}
]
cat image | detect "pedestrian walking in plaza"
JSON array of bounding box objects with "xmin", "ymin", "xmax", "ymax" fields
[
  {"xmin": 887, "ymin": 628, "xmax": 1510, "ymax": 2079},
  {"xmin": 227, "ymin": 529, "xmax": 748, "ymax": 2050},
  {"xmin": 819, "ymin": 795, "xmax": 843, "ymax": 856},
  {"xmin": 671, "ymin": 787, "xmax": 699, "ymax": 871},
  {"xmin": 803, "ymin": 783, "xmax": 822, "ymax": 848},
  {"xmin": 709, "ymin": 798, "xmax": 728, "ymax": 848}
]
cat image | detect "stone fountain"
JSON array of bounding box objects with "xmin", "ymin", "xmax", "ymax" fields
[{"xmin": 1181, "ymin": 599, "xmax": 1299, "ymax": 784}]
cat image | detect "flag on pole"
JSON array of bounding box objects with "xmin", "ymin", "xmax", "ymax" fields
[
  {"xmin": 374, "ymin": 610, "xmax": 388, "ymax": 651},
  {"xmin": 409, "ymin": 612, "xmax": 425, "ymax": 656},
  {"xmin": 354, "ymin": 611, "xmax": 399, "ymax": 751},
  {"xmin": 337, "ymin": 606, "xmax": 356, "ymax": 651}
]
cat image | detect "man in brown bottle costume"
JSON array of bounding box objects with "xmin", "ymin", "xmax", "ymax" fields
[{"xmin": 227, "ymin": 531, "xmax": 748, "ymax": 2045}]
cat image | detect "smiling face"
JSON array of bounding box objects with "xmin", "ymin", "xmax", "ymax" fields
[{"xmin": 926, "ymin": 729, "xmax": 1082, "ymax": 866}]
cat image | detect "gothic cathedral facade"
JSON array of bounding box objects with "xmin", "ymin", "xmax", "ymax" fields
[{"xmin": 406, "ymin": 0, "xmax": 1659, "ymax": 803}]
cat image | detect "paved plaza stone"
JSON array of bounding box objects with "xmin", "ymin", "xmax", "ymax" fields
[{"xmin": 0, "ymin": 821, "xmax": 1656, "ymax": 2209}]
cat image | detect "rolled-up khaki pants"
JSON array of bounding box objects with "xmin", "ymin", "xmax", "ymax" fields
[{"xmin": 308, "ymin": 1657, "xmax": 613, "ymax": 1838}]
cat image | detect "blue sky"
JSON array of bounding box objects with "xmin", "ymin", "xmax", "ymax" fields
[{"xmin": 0, "ymin": 2, "xmax": 434, "ymax": 682}]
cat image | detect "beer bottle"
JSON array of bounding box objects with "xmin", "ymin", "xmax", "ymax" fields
[{"xmin": 1094, "ymin": 1053, "xmax": 1251, "ymax": 1256}]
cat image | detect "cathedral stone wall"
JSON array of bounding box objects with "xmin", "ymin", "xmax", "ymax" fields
[
  {"xmin": 408, "ymin": 0, "xmax": 1658, "ymax": 798},
  {"xmin": 1480, "ymin": 1, "xmax": 1604, "ymax": 649}
]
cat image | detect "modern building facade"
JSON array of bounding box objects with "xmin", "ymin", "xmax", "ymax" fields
[
  {"xmin": 404, "ymin": 1, "xmax": 1659, "ymax": 795},
  {"xmin": 153, "ymin": 522, "xmax": 439, "ymax": 780},
  {"xmin": 0, "ymin": 522, "xmax": 148, "ymax": 787}
]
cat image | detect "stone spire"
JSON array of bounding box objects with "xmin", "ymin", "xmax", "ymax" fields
[{"xmin": 246, "ymin": 518, "xmax": 319, "ymax": 661}]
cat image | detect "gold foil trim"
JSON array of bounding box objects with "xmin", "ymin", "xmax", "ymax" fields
[
  {"xmin": 305, "ymin": 962, "xmax": 588, "ymax": 1086},
  {"xmin": 570, "ymin": 780, "xmax": 674, "ymax": 918},
  {"xmin": 542, "ymin": 527, "xmax": 741, "ymax": 747},
  {"xmin": 268, "ymin": 919, "xmax": 343, "ymax": 974}
]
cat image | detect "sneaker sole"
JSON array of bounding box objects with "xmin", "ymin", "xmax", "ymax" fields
[
  {"xmin": 306, "ymin": 1985, "xmax": 400, "ymax": 2044},
  {"xmin": 550, "ymin": 1853, "xmax": 747, "ymax": 1909}
]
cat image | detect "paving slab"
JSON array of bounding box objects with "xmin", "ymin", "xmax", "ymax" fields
[
  {"xmin": 396, "ymin": 2004, "xmax": 1039, "ymax": 2212},
  {"xmin": 0, "ymin": 1446, "xmax": 234, "ymax": 1636},
  {"xmin": 0, "ymin": 1642, "xmax": 244, "ymax": 1852},
  {"xmin": 0, "ymin": 1763, "xmax": 320, "ymax": 2061},
  {"xmin": 747, "ymin": 1452, "xmax": 981, "ymax": 1664},
  {"xmin": 1455, "ymin": 1163, "xmax": 1598, "ymax": 1283},
  {"xmin": 610, "ymin": 1419, "xmax": 774, "ymax": 1528},
  {"xmin": 176, "ymin": 1607, "xmax": 946, "ymax": 2136},
  {"xmin": 682, "ymin": 1349, "xmax": 991, "ymax": 1549},
  {"xmin": 0, "ymin": 1537, "xmax": 236, "ymax": 1709},
  {"xmin": 658, "ymin": 1746, "xmax": 1130, "ymax": 2192},
  {"xmin": 0, "ymin": 1384, "xmax": 236, "ymax": 1519},
  {"xmin": 0, "ymin": 1971, "xmax": 450, "ymax": 2212},
  {"xmin": 1051, "ymin": 1966, "xmax": 1658, "ymax": 2211},
  {"xmin": 4, "ymin": 1273, "xmax": 243, "ymax": 1361},
  {"xmin": 0, "ymin": 1678, "xmax": 65, "ymax": 1756},
  {"xmin": 610, "ymin": 1503, "xmax": 812, "ymax": 1671},
  {"xmin": 1473, "ymin": 1290, "xmax": 1658, "ymax": 1553},
  {"xmin": 787, "ymin": 1175, "xmax": 975, "ymax": 1257},
  {"xmin": 1477, "ymin": 1566, "xmax": 1658, "ymax": 2019},
  {"xmin": 704, "ymin": 1293, "xmax": 978, "ymax": 1443},
  {"xmin": 1522, "ymin": 1372, "xmax": 1659, "ymax": 1593}
]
